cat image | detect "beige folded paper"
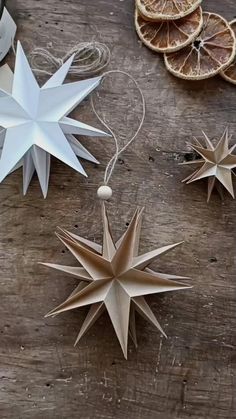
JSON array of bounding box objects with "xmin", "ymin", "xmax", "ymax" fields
[
  {"xmin": 42, "ymin": 205, "xmax": 191, "ymax": 358},
  {"xmin": 181, "ymin": 128, "xmax": 236, "ymax": 202}
]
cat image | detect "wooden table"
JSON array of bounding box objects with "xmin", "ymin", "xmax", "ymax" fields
[{"xmin": 1, "ymin": 1, "xmax": 235, "ymax": 418}]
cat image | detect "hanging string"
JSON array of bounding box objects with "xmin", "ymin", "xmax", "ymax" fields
[
  {"xmin": 91, "ymin": 70, "xmax": 146, "ymax": 186},
  {"xmin": 30, "ymin": 48, "xmax": 145, "ymax": 194},
  {"xmin": 29, "ymin": 41, "xmax": 111, "ymax": 77},
  {"xmin": 14, "ymin": 41, "xmax": 145, "ymax": 198}
]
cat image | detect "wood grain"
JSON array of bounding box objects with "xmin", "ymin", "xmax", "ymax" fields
[{"xmin": 0, "ymin": 0, "xmax": 236, "ymax": 418}]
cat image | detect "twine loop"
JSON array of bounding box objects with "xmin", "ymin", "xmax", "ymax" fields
[
  {"xmin": 29, "ymin": 41, "xmax": 111, "ymax": 77},
  {"xmin": 28, "ymin": 43, "xmax": 145, "ymax": 187}
]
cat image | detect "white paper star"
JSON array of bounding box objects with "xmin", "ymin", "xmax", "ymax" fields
[{"xmin": 0, "ymin": 42, "xmax": 109, "ymax": 197}]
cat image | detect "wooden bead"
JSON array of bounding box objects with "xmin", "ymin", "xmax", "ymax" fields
[{"xmin": 97, "ymin": 185, "xmax": 113, "ymax": 200}]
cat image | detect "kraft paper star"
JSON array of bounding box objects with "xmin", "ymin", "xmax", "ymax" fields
[
  {"xmin": 0, "ymin": 42, "xmax": 109, "ymax": 197},
  {"xmin": 42, "ymin": 205, "xmax": 191, "ymax": 358},
  {"xmin": 181, "ymin": 128, "xmax": 236, "ymax": 202}
]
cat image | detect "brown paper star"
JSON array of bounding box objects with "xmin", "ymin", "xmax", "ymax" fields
[
  {"xmin": 181, "ymin": 128, "xmax": 236, "ymax": 202},
  {"xmin": 42, "ymin": 205, "xmax": 190, "ymax": 358}
]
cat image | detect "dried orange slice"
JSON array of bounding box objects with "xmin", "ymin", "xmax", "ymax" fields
[
  {"xmin": 135, "ymin": 7, "xmax": 203, "ymax": 53},
  {"xmin": 136, "ymin": 0, "xmax": 202, "ymax": 21},
  {"xmin": 221, "ymin": 20, "xmax": 236, "ymax": 84},
  {"xmin": 164, "ymin": 12, "xmax": 236, "ymax": 80}
]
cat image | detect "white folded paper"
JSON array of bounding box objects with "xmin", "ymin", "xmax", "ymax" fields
[
  {"xmin": 0, "ymin": 42, "xmax": 109, "ymax": 197},
  {"xmin": 0, "ymin": 8, "xmax": 17, "ymax": 62}
]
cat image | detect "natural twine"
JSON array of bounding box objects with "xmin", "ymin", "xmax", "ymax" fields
[
  {"xmin": 29, "ymin": 42, "xmax": 111, "ymax": 77},
  {"xmin": 28, "ymin": 43, "xmax": 146, "ymax": 186},
  {"xmin": 91, "ymin": 70, "xmax": 145, "ymax": 185}
]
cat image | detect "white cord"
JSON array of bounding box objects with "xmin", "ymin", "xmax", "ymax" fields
[{"xmin": 91, "ymin": 70, "xmax": 146, "ymax": 185}]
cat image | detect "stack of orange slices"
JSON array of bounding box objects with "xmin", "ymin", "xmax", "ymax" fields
[
  {"xmin": 135, "ymin": 0, "xmax": 236, "ymax": 83},
  {"xmin": 221, "ymin": 19, "xmax": 236, "ymax": 85}
]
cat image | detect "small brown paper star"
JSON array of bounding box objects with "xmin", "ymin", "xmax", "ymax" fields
[
  {"xmin": 42, "ymin": 205, "xmax": 190, "ymax": 358},
  {"xmin": 181, "ymin": 128, "xmax": 236, "ymax": 202}
]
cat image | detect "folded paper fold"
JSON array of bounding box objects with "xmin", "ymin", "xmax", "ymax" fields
[{"xmin": 0, "ymin": 8, "xmax": 17, "ymax": 63}]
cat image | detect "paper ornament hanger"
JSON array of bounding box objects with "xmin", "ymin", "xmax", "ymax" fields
[
  {"xmin": 0, "ymin": 41, "xmax": 109, "ymax": 197},
  {"xmin": 181, "ymin": 128, "xmax": 236, "ymax": 202},
  {"xmin": 0, "ymin": 8, "xmax": 16, "ymax": 62},
  {"xmin": 42, "ymin": 204, "xmax": 191, "ymax": 359}
]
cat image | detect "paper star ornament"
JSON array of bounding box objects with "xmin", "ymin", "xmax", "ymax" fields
[
  {"xmin": 181, "ymin": 129, "xmax": 236, "ymax": 202},
  {"xmin": 0, "ymin": 41, "xmax": 109, "ymax": 197},
  {"xmin": 42, "ymin": 205, "xmax": 191, "ymax": 358}
]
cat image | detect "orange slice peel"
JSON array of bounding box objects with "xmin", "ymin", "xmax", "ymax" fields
[
  {"xmin": 136, "ymin": 0, "xmax": 202, "ymax": 21},
  {"xmin": 221, "ymin": 19, "xmax": 236, "ymax": 85},
  {"xmin": 164, "ymin": 12, "xmax": 236, "ymax": 80},
  {"xmin": 135, "ymin": 7, "xmax": 203, "ymax": 53}
]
